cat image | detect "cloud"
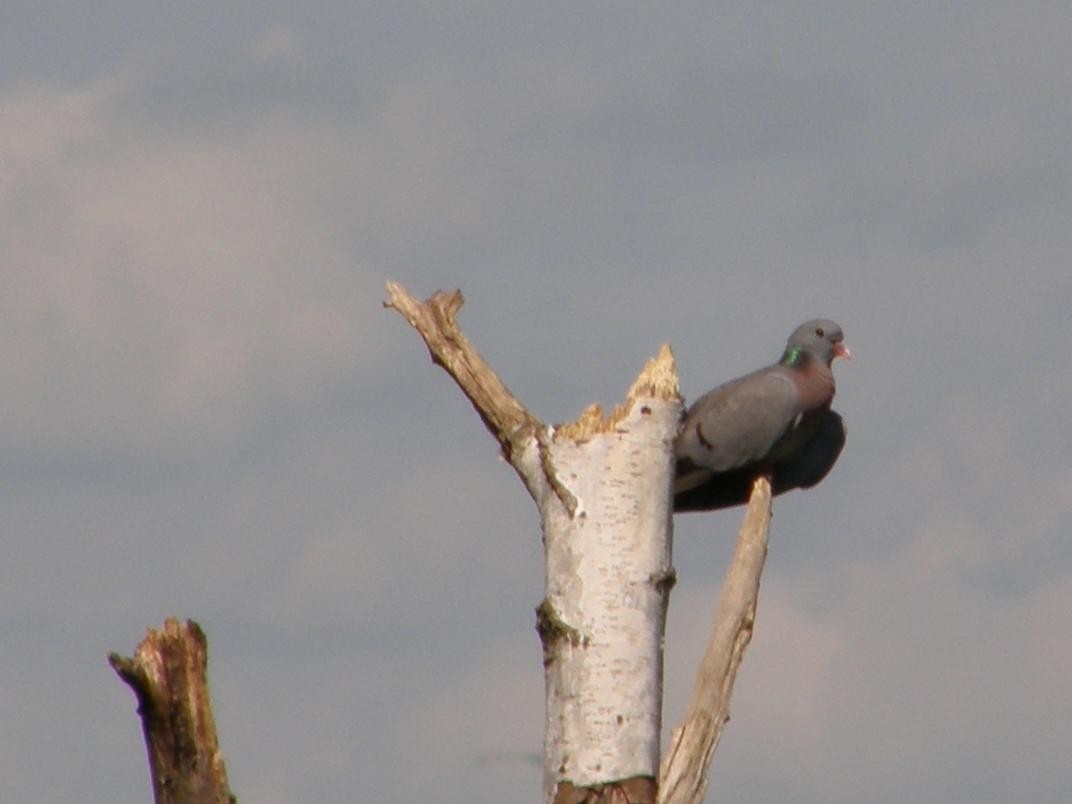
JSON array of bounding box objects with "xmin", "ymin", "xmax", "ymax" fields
[
  {"xmin": 249, "ymin": 25, "xmax": 303, "ymax": 62},
  {"xmin": 0, "ymin": 79, "xmax": 381, "ymax": 460},
  {"xmin": 3, "ymin": 5, "xmax": 1072, "ymax": 803},
  {"xmin": 666, "ymin": 509, "xmax": 1072, "ymax": 802}
]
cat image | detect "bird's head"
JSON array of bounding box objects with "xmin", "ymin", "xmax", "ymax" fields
[{"xmin": 782, "ymin": 319, "xmax": 851, "ymax": 368}]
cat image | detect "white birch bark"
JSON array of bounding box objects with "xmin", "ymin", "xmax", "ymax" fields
[
  {"xmin": 536, "ymin": 387, "xmax": 679, "ymax": 799},
  {"xmin": 386, "ymin": 282, "xmax": 680, "ymax": 804}
]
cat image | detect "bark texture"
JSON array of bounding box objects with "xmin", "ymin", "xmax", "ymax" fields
[
  {"xmin": 387, "ymin": 282, "xmax": 681, "ymax": 804},
  {"xmin": 110, "ymin": 618, "xmax": 235, "ymax": 804},
  {"xmin": 539, "ymin": 380, "xmax": 679, "ymax": 794},
  {"xmin": 658, "ymin": 478, "xmax": 772, "ymax": 804}
]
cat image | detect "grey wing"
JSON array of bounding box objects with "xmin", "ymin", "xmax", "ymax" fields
[
  {"xmin": 773, "ymin": 409, "xmax": 846, "ymax": 490},
  {"xmin": 675, "ymin": 369, "xmax": 800, "ymax": 475}
]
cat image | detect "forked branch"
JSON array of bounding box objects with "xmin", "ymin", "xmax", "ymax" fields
[{"xmin": 384, "ymin": 281, "xmax": 540, "ymax": 461}]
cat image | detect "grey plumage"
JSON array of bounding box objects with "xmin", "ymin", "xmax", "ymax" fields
[{"xmin": 674, "ymin": 319, "xmax": 850, "ymax": 513}]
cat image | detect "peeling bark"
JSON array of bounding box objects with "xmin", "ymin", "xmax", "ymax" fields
[
  {"xmin": 539, "ymin": 386, "xmax": 679, "ymax": 796},
  {"xmin": 109, "ymin": 618, "xmax": 235, "ymax": 804},
  {"xmin": 387, "ymin": 282, "xmax": 682, "ymax": 803}
]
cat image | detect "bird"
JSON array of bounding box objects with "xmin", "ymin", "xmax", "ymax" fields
[{"xmin": 674, "ymin": 319, "xmax": 850, "ymax": 513}]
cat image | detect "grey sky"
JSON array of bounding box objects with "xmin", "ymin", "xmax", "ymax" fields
[{"xmin": 3, "ymin": 4, "xmax": 1070, "ymax": 802}]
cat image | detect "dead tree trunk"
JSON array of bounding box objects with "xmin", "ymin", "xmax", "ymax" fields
[
  {"xmin": 104, "ymin": 285, "xmax": 772, "ymax": 804},
  {"xmin": 109, "ymin": 618, "xmax": 235, "ymax": 804},
  {"xmin": 387, "ymin": 283, "xmax": 680, "ymax": 803},
  {"xmin": 386, "ymin": 282, "xmax": 773, "ymax": 803}
]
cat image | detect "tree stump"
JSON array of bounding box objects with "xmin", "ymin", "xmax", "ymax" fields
[{"xmin": 110, "ymin": 618, "xmax": 235, "ymax": 804}]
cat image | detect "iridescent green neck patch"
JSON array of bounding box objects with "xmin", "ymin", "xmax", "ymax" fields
[{"xmin": 782, "ymin": 345, "xmax": 804, "ymax": 366}]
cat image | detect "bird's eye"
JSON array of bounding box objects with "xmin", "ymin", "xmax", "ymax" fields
[{"xmin": 815, "ymin": 327, "xmax": 825, "ymax": 337}]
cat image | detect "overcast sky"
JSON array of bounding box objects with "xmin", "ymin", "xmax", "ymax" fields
[{"xmin": 3, "ymin": 4, "xmax": 1071, "ymax": 802}]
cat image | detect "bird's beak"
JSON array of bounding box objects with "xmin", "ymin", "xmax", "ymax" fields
[{"xmin": 834, "ymin": 342, "xmax": 852, "ymax": 361}]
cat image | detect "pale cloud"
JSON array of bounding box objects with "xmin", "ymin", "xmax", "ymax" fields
[
  {"xmin": 249, "ymin": 25, "xmax": 303, "ymax": 62},
  {"xmin": 3, "ymin": 4, "xmax": 1072, "ymax": 803},
  {"xmin": 664, "ymin": 517, "xmax": 1072, "ymax": 802},
  {"xmin": 409, "ymin": 634, "xmax": 544, "ymax": 799},
  {"xmin": 665, "ymin": 579, "xmax": 845, "ymax": 771},
  {"xmin": 0, "ymin": 83, "xmax": 102, "ymax": 191},
  {"xmin": 831, "ymin": 547, "xmax": 1072, "ymax": 797},
  {"xmin": 0, "ymin": 80, "xmax": 380, "ymax": 456},
  {"xmin": 1057, "ymin": 470, "xmax": 1072, "ymax": 510}
]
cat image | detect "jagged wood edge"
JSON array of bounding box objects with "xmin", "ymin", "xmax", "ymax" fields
[
  {"xmin": 109, "ymin": 617, "xmax": 235, "ymax": 804},
  {"xmin": 387, "ymin": 281, "xmax": 682, "ymax": 804},
  {"xmin": 385, "ymin": 281, "xmax": 678, "ymax": 508},
  {"xmin": 384, "ymin": 281, "xmax": 540, "ymax": 461}
]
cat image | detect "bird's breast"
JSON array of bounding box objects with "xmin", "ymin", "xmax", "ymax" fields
[{"xmin": 794, "ymin": 364, "xmax": 836, "ymax": 410}]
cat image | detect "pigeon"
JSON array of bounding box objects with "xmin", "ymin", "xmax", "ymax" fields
[{"xmin": 674, "ymin": 319, "xmax": 850, "ymax": 513}]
